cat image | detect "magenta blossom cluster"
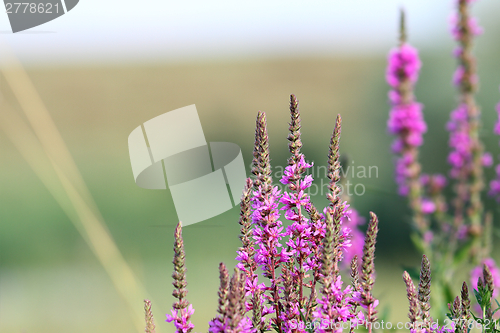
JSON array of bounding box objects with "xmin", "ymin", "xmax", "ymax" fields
[
  {"xmin": 386, "ymin": 43, "xmax": 426, "ymax": 196},
  {"xmin": 208, "ymin": 313, "xmax": 253, "ymax": 333},
  {"xmin": 313, "ymin": 276, "xmax": 363, "ymax": 333},
  {"xmin": 249, "ymin": 184, "xmax": 289, "ymax": 326},
  {"xmin": 252, "ymin": 186, "xmax": 289, "ymax": 274},
  {"xmin": 419, "ymin": 174, "xmax": 447, "ymax": 215},
  {"xmin": 277, "ymin": 153, "xmax": 359, "ymax": 327},
  {"xmin": 446, "ymin": 104, "xmax": 473, "ymax": 178},
  {"xmin": 165, "ymin": 301, "xmax": 195, "ymax": 333},
  {"xmin": 446, "ymin": 105, "xmax": 492, "ymax": 177},
  {"xmin": 386, "ymin": 44, "xmax": 422, "ymax": 92},
  {"xmin": 450, "ymin": 12, "xmax": 482, "ymax": 42}
]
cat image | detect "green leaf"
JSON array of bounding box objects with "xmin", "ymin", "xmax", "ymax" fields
[
  {"xmin": 474, "ymin": 288, "xmax": 482, "ymax": 304},
  {"xmin": 471, "ymin": 312, "xmax": 480, "ymax": 321}
]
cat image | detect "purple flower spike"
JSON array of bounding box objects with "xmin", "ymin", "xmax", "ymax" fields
[
  {"xmin": 166, "ymin": 222, "xmax": 195, "ymax": 333},
  {"xmin": 447, "ymin": 0, "xmax": 486, "ymax": 237},
  {"xmin": 386, "ymin": 15, "xmax": 426, "ymax": 200}
]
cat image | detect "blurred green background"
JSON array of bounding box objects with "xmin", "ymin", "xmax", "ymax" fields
[{"xmin": 1, "ymin": 2, "xmax": 500, "ymax": 333}]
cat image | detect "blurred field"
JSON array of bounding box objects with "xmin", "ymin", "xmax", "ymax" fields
[{"xmin": 1, "ymin": 54, "xmax": 500, "ymax": 332}]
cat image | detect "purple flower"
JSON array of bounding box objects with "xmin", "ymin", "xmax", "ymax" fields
[
  {"xmin": 482, "ymin": 153, "xmax": 493, "ymax": 167},
  {"xmin": 450, "ymin": 13, "xmax": 483, "ymax": 41},
  {"xmin": 386, "ymin": 44, "xmax": 421, "ymax": 87},
  {"xmin": 423, "ymin": 231, "xmax": 434, "ymax": 245},
  {"xmin": 453, "ymin": 65, "xmax": 478, "ymax": 87},
  {"xmin": 432, "ymin": 174, "xmax": 447, "ymax": 189},
  {"xmin": 421, "ymin": 199, "xmax": 436, "ymax": 215},
  {"xmin": 251, "ymin": 183, "xmax": 290, "ymax": 331},
  {"xmin": 387, "ymin": 103, "xmax": 427, "ymax": 143},
  {"xmin": 208, "ymin": 315, "xmax": 254, "ymax": 333},
  {"xmin": 313, "ymin": 276, "xmax": 357, "ymax": 333},
  {"xmin": 386, "ymin": 41, "xmax": 426, "ymax": 196},
  {"xmin": 166, "ymin": 305, "xmax": 195, "ymax": 333},
  {"xmin": 447, "ymin": 104, "xmax": 474, "ymax": 178},
  {"xmin": 456, "ymin": 225, "xmax": 468, "ymax": 240},
  {"xmin": 489, "ymin": 165, "xmax": 500, "ymax": 201},
  {"xmin": 280, "ymin": 155, "xmax": 313, "ymax": 185}
]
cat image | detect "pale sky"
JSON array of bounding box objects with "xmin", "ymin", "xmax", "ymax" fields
[{"xmin": 0, "ymin": 0, "xmax": 496, "ymax": 65}]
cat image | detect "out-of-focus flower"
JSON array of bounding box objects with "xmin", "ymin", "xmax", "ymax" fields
[{"xmin": 471, "ymin": 258, "xmax": 500, "ymax": 298}]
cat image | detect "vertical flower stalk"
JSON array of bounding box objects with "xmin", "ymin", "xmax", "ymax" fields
[
  {"xmin": 279, "ymin": 94, "xmax": 316, "ymax": 324},
  {"xmin": 252, "ymin": 111, "xmax": 272, "ymax": 193},
  {"xmin": 360, "ymin": 212, "xmax": 379, "ymax": 332},
  {"xmin": 209, "ymin": 268, "xmax": 253, "ymax": 333},
  {"xmin": 460, "ymin": 282, "xmax": 471, "ymax": 321},
  {"xmin": 313, "ymin": 115, "xmax": 357, "ymax": 332},
  {"xmin": 402, "ymin": 271, "xmax": 420, "ymax": 328},
  {"xmin": 386, "ymin": 10, "xmax": 428, "ymax": 233},
  {"xmin": 210, "ymin": 262, "xmax": 230, "ymax": 331},
  {"xmin": 165, "ymin": 222, "xmax": 195, "ymax": 333},
  {"xmin": 236, "ymin": 177, "xmax": 265, "ymax": 328},
  {"xmin": 349, "ymin": 256, "xmax": 362, "ymax": 333},
  {"xmin": 483, "ymin": 265, "xmax": 494, "ymax": 321},
  {"xmin": 251, "ymin": 111, "xmax": 287, "ymax": 333},
  {"xmin": 418, "ymin": 255, "xmax": 431, "ymax": 331},
  {"xmin": 144, "ymin": 299, "xmax": 156, "ymax": 333},
  {"xmin": 350, "ymin": 256, "xmax": 361, "ymax": 295},
  {"xmin": 447, "ymin": 0, "xmax": 485, "ymax": 252},
  {"xmin": 327, "ymin": 115, "xmax": 343, "ymax": 210},
  {"xmin": 313, "ymin": 208, "xmax": 354, "ymax": 333},
  {"xmin": 237, "ymin": 178, "xmax": 256, "ymax": 276},
  {"xmin": 325, "ymin": 115, "xmax": 352, "ymax": 278},
  {"xmin": 449, "ymin": 282, "xmax": 471, "ymax": 333},
  {"xmin": 287, "ymin": 94, "xmax": 303, "ymax": 166},
  {"xmin": 449, "ymin": 297, "xmax": 463, "ymax": 333}
]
